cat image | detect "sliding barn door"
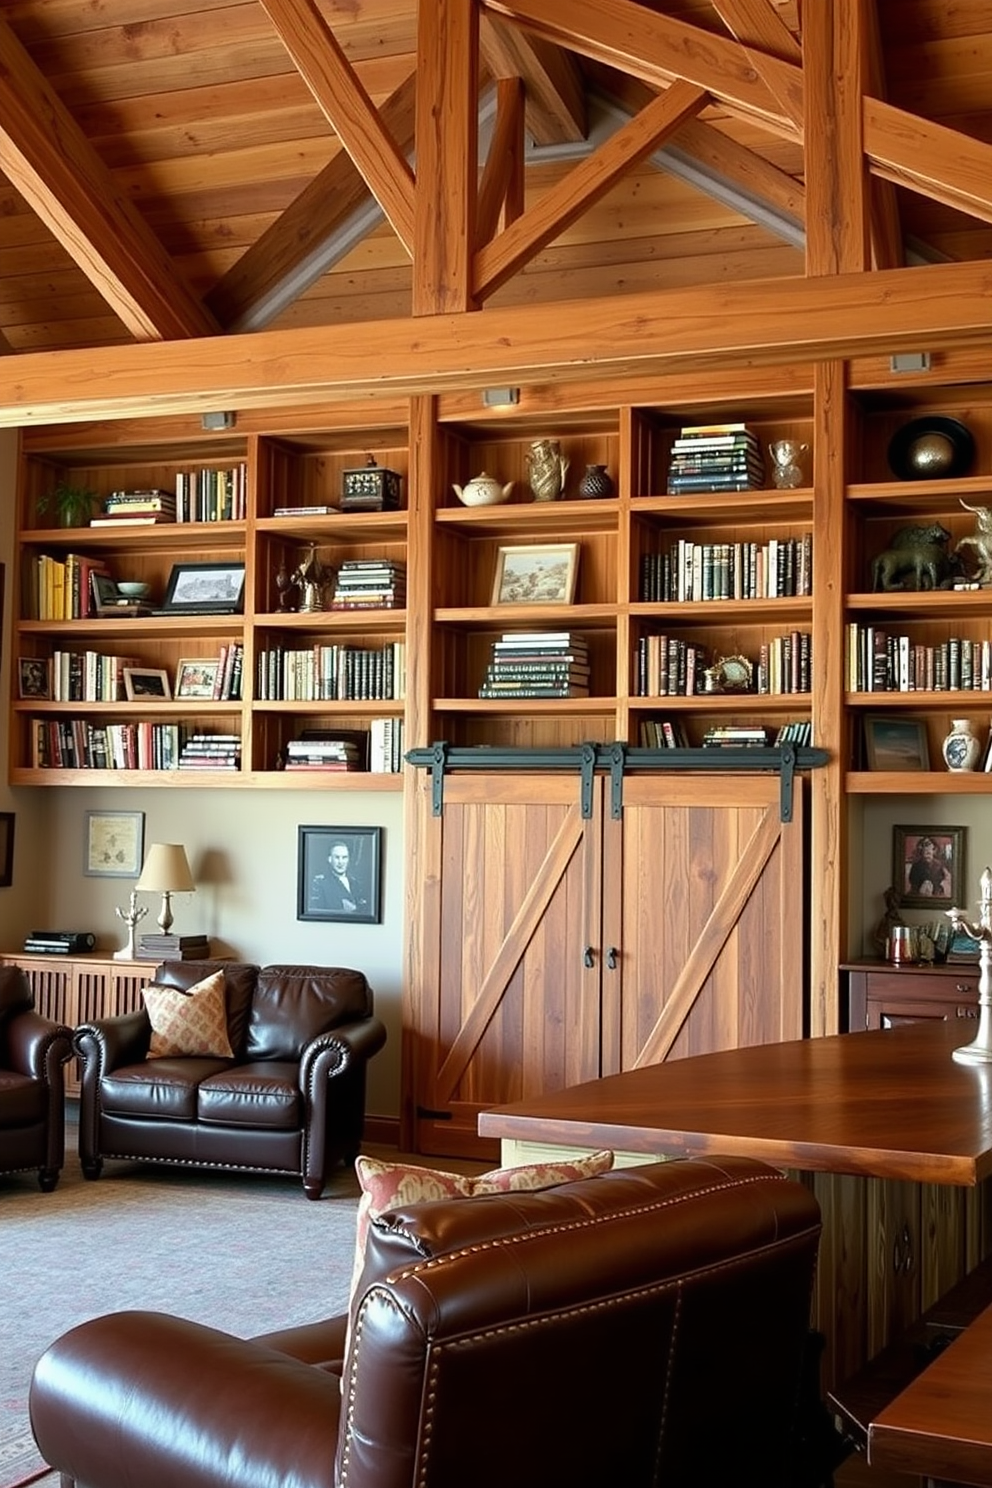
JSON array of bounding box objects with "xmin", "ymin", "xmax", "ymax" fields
[
  {"xmin": 602, "ymin": 774, "xmax": 806, "ymax": 1075},
  {"xmin": 409, "ymin": 772, "xmax": 605, "ymax": 1158},
  {"xmin": 407, "ymin": 769, "xmax": 807, "ymax": 1159}
]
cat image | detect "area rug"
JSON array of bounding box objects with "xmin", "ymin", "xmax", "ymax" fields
[{"xmin": 0, "ymin": 1134, "xmax": 361, "ymax": 1488}]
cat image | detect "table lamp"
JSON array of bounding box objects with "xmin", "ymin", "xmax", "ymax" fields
[{"xmin": 136, "ymin": 843, "xmax": 195, "ymax": 934}]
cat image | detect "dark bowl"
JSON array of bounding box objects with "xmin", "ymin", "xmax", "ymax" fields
[{"xmin": 887, "ymin": 416, "xmax": 975, "ymax": 480}]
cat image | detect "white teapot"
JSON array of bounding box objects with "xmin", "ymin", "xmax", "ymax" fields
[{"xmin": 452, "ymin": 471, "xmax": 514, "ymax": 507}]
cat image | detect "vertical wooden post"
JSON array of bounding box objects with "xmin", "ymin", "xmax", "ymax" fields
[
  {"xmin": 803, "ymin": 0, "xmax": 871, "ymax": 275},
  {"xmin": 413, "ymin": 0, "xmax": 479, "ymax": 314}
]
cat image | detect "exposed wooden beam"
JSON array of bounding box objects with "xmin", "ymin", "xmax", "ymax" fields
[
  {"xmin": 257, "ymin": 0, "xmax": 416, "ymax": 255},
  {"xmin": 478, "ymin": 78, "xmax": 526, "ymax": 244},
  {"xmin": 866, "ymin": 97, "xmax": 992, "ymax": 226},
  {"xmin": 480, "ymin": 12, "xmax": 587, "ymax": 145},
  {"xmin": 482, "ymin": 0, "xmax": 803, "ymax": 137},
  {"xmin": 206, "ymin": 71, "xmax": 418, "ymax": 332},
  {"xmin": 2, "ymin": 259, "xmax": 991, "ymax": 426},
  {"xmin": 862, "ymin": 0, "xmax": 903, "ymax": 270},
  {"xmin": 413, "ymin": 0, "xmax": 479, "ymax": 315},
  {"xmin": 474, "ymin": 80, "xmax": 709, "ymax": 301},
  {"xmin": 709, "ymin": 0, "xmax": 804, "ymax": 127},
  {"xmin": 803, "ymin": 0, "xmax": 870, "ymax": 274},
  {"xmin": 0, "ymin": 13, "xmax": 216, "ymax": 341}
]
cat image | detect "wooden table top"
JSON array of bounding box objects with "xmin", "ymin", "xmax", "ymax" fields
[
  {"xmin": 868, "ymin": 1299, "xmax": 992, "ymax": 1484},
  {"xmin": 478, "ymin": 1021, "xmax": 992, "ymax": 1185}
]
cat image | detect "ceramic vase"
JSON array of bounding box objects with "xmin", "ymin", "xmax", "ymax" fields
[
  {"xmin": 942, "ymin": 718, "xmax": 982, "ymax": 771},
  {"xmin": 577, "ymin": 463, "xmax": 615, "ymax": 499}
]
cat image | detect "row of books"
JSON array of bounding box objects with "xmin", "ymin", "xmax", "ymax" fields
[
  {"xmin": 205, "ymin": 643, "xmax": 243, "ymax": 701},
  {"xmin": 847, "ymin": 626, "xmax": 992, "ymax": 693},
  {"xmin": 278, "ymin": 717, "xmax": 404, "ymax": 774},
  {"xmin": 25, "ymin": 551, "xmax": 110, "ymax": 620},
  {"xmin": 255, "ymin": 642, "xmax": 406, "ymax": 701},
  {"xmin": 30, "ymin": 719, "xmax": 192, "ymax": 770},
  {"xmin": 666, "ymin": 423, "xmax": 765, "ymax": 494},
  {"xmin": 478, "ymin": 631, "xmax": 590, "ymax": 699},
  {"xmin": 633, "ymin": 632, "xmax": 813, "ymax": 697},
  {"xmin": 48, "ymin": 650, "xmax": 137, "ymax": 702},
  {"xmin": 174, "ymin": 466, "xmax": 248, "ymax": 523},
  {"xmin": 330, "ymin": 559, "xmax": 406, "ymax": 610},
  {"xmin": 639, "ymin": 718, "xmax": 813, "ymax": 748},
  {"xmin": 639, "ymin": 536, "xmax": 812, "ymax": 602}
]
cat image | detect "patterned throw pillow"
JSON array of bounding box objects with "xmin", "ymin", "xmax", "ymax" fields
[
  {"xmin": 142, "ymin": 970, "xmax": 234, "ymax": 1059},
  {"xmin": 349, "ymin": 1149, "xmax": 615, "ymax": 1304}
]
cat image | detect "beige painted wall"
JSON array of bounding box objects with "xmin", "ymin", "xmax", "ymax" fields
[{"xmin": 0, "ymin": 430, "xmax": 405, "ymax": 1119}]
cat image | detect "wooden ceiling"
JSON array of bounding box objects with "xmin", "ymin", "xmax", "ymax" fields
[{"xmin": 0, "ymin": 0, "xmax": 990, "ymax": 417}]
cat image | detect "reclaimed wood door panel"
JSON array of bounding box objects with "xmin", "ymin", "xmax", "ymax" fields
[
  {"xmin": 604, "ymin": 774, "xmax": 805, "ymax": 1073},
  {"xmin": 415, "ymin": 773, "xmax": 603, "ymax": 1156}
]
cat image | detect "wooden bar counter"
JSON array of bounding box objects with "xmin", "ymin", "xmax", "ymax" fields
[{"xmin": 480, "ymin": 1022, "xmax": 992, "ymax": 1391}]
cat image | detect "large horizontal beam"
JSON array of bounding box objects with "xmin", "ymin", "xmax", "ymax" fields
[{"xmin": 1, "ymin": 259, "xmax": 990, "ymax": 427}]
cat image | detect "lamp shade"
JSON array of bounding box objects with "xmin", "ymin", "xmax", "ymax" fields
[{"xmin": 137, "ymin": 843, "xmax": 195, "ymax": 893}]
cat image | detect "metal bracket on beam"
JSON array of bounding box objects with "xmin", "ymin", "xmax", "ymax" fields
[
  {"xmin": 608, "ymin": 742, "xmax": 627, "ymax": 818},
  {"xmin": 430, "ymin": 741, "xmax": 448, "ymax": 816},
  {"xmin": 779, "ymin": 741, "xmax": 797, "ymax": 822},
  {"xmin": 579, "ymin": 742, "xmax": 597, "ymax": 819}
]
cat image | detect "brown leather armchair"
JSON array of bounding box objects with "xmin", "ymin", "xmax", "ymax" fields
[
  {"xmin": 0, "ymin": 964, "xmax": 73, "ymax": 1191},
  {"xmin": 30, "ymin": 1154, "xmax": 822, "ymax": 1488},
  {"xmin": 74, "ymin": 960, "xmax": 386, "ymax": 1198}
]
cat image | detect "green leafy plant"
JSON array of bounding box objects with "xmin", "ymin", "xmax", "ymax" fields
[{"xmin": 37, "ymin": 479, "xmax": 100, "ymax": 528}]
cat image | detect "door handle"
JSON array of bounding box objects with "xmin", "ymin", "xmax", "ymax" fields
[
  {"xmin": 583, "ymin": 946, "xmax": 595, "ymax": 969},
  {"xmin": 606, "ymin": 947, "xmax": 619, "ymax": 970}
]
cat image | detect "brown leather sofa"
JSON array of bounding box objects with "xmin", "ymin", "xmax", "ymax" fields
[
  {"xmin": 74, "ymin": 960, "xmax": 386, "ymax": 1199},
  {"xmin": 30, "ymin": 1154, "xmax": 822, "ymax": 1488},
  {"xmin": 0, "ymin": 964, "xmax": 73, "ymax": 1191}
]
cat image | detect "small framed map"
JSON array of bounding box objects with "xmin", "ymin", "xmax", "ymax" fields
[{"xmin": 84, "ymin": 811, "xmax": 145, "ymax": 878}]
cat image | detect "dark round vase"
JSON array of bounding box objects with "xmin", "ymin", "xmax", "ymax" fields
[{"xmin": 577, "ymin": 463, "xmax": 615, "ymax": 499}]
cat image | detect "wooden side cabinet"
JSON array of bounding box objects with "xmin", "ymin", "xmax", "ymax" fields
[
  {"xmin": 0, "ymin": 951, "xmax": 155, "ymax": 1096},
  {"xmin": 844, "ymin": 959, "xmax": 980, "ymax": 1031}
]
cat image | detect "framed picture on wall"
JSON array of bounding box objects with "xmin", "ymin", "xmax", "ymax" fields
[
  {"xmin": 297, "ymin": 825, "xmax": 382, "ymax": 924},
  {"xmin": 84, "ymin": 811, "xmax": 145, "ymax": 878},
  {"xmin": 864, "ymin": 715, "xmax": 930, "ymax": 772},
  {"xmin": 893, "ymin": 824, "xmax": 964, "ymax": 909}
]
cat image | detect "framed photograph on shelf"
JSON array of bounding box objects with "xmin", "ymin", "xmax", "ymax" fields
[
  {"xmin": 17, "ymin": 657, "xmax": 50, "ymax": 699},
  {"xmin": 297, "ymin": 824, "xmax": 382, "ymax": 924},
  {"xmin": 0, "ymin": 812, "xmax": 14, "ymax": 887},
  {"xmin": 123, "ymin": 667, "xmax": 171, "ymax": 701},
  {"xmin": 491, "ymin": 542, "xmax": 579, "ymax": 605},
  {"xmin": 864, "ymin": 715, "xmax": 930, "ymax": 772},
  {"xmin": 175, "ymin": 658, "xmax": 220, "ymax": 699},
  {"xmin": 893, "ymin": 824, "xmax": 964, "ymax": 909},
  {"xmin": 84, "ymin": 810, "xmax": 145, "ymax": 878},
  {"xmin": 161, "ymin": 561, "xmax": 245, "ymax": 615}
]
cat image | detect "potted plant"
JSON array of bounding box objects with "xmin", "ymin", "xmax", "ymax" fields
[{"xmin": 36, "ymin": 479, "xmax": 99, "ymax": 528}]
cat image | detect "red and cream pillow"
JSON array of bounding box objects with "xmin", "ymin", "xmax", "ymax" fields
[
  {"xmin": 142, "ymin": 970, "xmax": 234, "ymax": 1059},
  {"xmin": 349, "ymin": 1149, "xmax": 615, "ymax": 1303}
]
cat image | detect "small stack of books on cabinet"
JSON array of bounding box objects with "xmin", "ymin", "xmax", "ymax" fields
[
  {"xmin": 666, "ymin": 423, "xmax": 765, "ymax": 494},
  {"xmin": 330, "ymin": 559, "xmax": 406, "ymax": 609},
  {"xmin": 91, "ymin": 489, "xmax": 176, "ymax": 526},
  {"xmin": 177, "ymin": 733, "xmax": 242, "ymax": 770},
  {"xmin": 137, "ymin": 933, "xmax": 210, "ymax": 961},
  {"xmin": 479, "ymin": 632, "xmax": 590, "ymax": 698}
]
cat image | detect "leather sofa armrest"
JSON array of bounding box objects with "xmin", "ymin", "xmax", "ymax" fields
[
  {"xmin": 30, "ymin": 1311, "xmax": 342, "ymax": 1488},
  {"xmin": 298, "ymin": 1015, "xmax": 388, "ymax": 1085},
  {"xmin": 75, "ymin": 1010, "xmax": 151, "ymax": 1074},
  {"xmin": 5, "ymin": 1009, "xmax": 72, "ymax": 1081}
]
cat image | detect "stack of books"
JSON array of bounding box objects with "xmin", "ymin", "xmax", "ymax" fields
[
  {"xmin": 137, "ymin": 932, "xmax": 210, "ymax": 961},
  {"xmin": 370, "ymin": 716, "xmax": 404, "ymax": 773},
  {"xmin": 91, "ymin": 489, "xmax": 176, "ymax": 526},
  {"xmin": 701, "ymin": 725, "xmax": 774, "ymax": 748},
  {"xmin": 479, "ymin": 632, "xmax": 590, "ymax": 698},
  {"xmin": 177, "ymin": 732, "xmax": 242, "ymax": 771},
  {"xmin": 330, "ymin": 559, "xmax": 406, "ymax": 610},
  {"xmin": 283, "ymin": 730, "xmax": 366, "ymax": 772},
  {"xmin": 666, "ymin": 423, "xmax": 765, "ymax": 494}
]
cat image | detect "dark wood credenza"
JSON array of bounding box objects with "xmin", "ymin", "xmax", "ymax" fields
[{"xmin": 844, "ymin": 957, "xmax": 981, "ymax": 1031}]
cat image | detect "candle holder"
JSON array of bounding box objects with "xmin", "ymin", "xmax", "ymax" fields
[
  {"xmin": 947, "ymin": 866, "xmax": 992, "ymax": 1064},
  {"xmin": 113, "ymin": 889, "xmax": 147, "ymax": 962}
]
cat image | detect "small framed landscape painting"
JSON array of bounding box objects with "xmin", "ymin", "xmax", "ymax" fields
[
  {"xmin": 864, "ymin": 715, "xmax": 930, "ymax": 772},
  {"xmin": 123, "ymin": 667, "xmax": 171, "ymax": 701},
  {"xmin": 491, "ymin": 543, "xmax": 579, "ymax": 605}
]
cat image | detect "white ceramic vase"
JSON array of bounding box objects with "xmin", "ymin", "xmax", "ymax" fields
[{"xmin": 942, "ymin": 718, "xmax": 982, "ymax": 771}]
